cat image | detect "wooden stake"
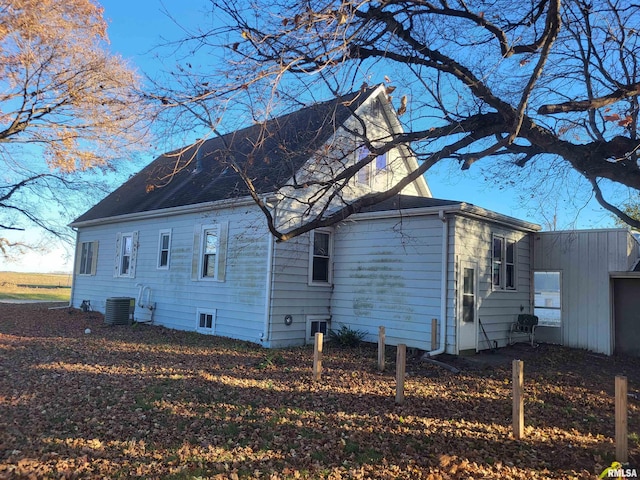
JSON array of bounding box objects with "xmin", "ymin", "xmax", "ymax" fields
[
  {"xmin": 378, "ymin": 326, "xmax": 385, "ymax": 371},
  {"xmin": 395, "ymin": 344, "xmax": 406, "ymax": 405},
  {"xmin": 312, "ymin": 332, "xmax": 323, "ymax": 381},
  {"xmin": 615, "ymin": 375, "xmax": 628, "ymax": 462},
  {"xmin": 512, "ymin": 359, "xmax": 524, "ymax": 439},
  {"xmin": 431, "ymin": 318, "xmax": 438, "ymax": 350}
]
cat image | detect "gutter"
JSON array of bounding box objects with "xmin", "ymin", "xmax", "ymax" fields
[{"xmin": 426, "ymin": 210, "xmax": 448, "ymax": 357}]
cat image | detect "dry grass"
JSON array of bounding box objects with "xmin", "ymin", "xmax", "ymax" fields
[
  {"xmin": 0, "ymin": 303, "xmax": 638, "ymax": 479},
  {"xmin": 0, "ymin": 271, "xmax": 71, "ymax": 301}
]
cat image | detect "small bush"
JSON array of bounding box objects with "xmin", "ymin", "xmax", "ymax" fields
[{"xmin": 328, "ymin": 325, "xmax": 367, "ymax": 347}]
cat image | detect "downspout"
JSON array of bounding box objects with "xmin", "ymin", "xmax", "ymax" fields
[
  {"xmin": 427, "ymin": 210, "xmax": 448, "ymax": 357},
  {"xmin": 262, "ymin": 231, "xmax": 275, "ymax": 344}
]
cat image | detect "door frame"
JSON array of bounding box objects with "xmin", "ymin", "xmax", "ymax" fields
[{"xmin": 457, "ymin": 260, "xmax": 479, "ymax": 354}]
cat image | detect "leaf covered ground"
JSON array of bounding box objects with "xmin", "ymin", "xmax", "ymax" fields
[{"xmin": 0, "ymin": 303, "xmax": 638, "ymax": 479}]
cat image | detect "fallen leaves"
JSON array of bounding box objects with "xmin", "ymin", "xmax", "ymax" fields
[{"xmin": 0, "ymin": 303, "xmax": 638, "ymax": 479}]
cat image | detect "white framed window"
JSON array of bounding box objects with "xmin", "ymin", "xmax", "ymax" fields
[
  {"xmin": 196, "ymin": 308, "xmax": 216, "ymax": 334},
  {"xmin": 306, "ymin": 315, "xmax": 329, "ymax": 343},
  {"xmin": 202, "ymin": 226, "xmax": 219, "ymax": 278},
  {"xmin": 492, "ymin": 235, "xmax": 516, "ymax": 290},
  {"xmin": 534, "ymin": 271, "xmax": 561, "ymax": 327},
  {"xmin": 356, "ymin": 145, "xmax": 387, "ymax": 186},
  {"xmin": 192, "ymin": 222, "xmax": 228, "ymax": 282},
  {"xmin": 114, "ymin": 232, "xmax": 138, "ymax": 278},
  {"xmin": 76, "ymin": 241, "xmax": 98, "ymax": 276},
  {"xmin": 157, "ymin": 229, "xmax": 172, "ymax": 269},
  {"xmin": 309, "ymin": 230, "xmax": 332, "ymax": 285}
]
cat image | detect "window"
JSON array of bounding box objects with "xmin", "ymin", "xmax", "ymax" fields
[
  {"xmin": 307, "ymin": 316, "xmax": 329, "ymax": 342},
  {"xmin": 310, "ymin": 230, "xmax": 331, "ymax": 284},
  {"xmin": 534, "ymin": 271, "xmax": 561, "ymax": 327},
  {"xmin": 193, "ymin": 223, "xmax": 228, "ymax": 282},
  {"xmin": 492, "ymin": 235, "xmax": 516, "ymax": 290},
  {"xmin": 196, "ymin": 309, "xmax": 216, "ymax": 334},
  {"xmin": 121, "ymin": 234, "xmax": 133, "ymax": 275},
  {"xmin": 462, "ymin": 268, "xmax": 475, "ymax": 323},
  {"xmin": 202, "ymin": 227, "xmax": 219, "ymax": 278},
  {"xmin": 356, "ymin": 145, "xmax": 387, "ymax": 186},
  {"xmin": 76, "ymin": 241, "xmax": 98, "ymax": 275},
  {"xmin": 356, "ymin": 146, "xmax": 372, "ymax": 185},
  {"xmin": 157, "ymin": 230, "xmax": 172, "ymax": 269},
  {"xmin": 114, "ymin": 232, "xmax": 138, "ymax": 278}
]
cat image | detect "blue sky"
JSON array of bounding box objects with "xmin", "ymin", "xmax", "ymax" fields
[{"xmin": 0, "ymin": 0, "xmax": 618, "ymax": 273}]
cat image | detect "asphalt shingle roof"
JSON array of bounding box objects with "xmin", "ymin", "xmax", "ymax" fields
[{"xmin": 73, "ymin": 88, "xmax": 377, "ymax": 224}]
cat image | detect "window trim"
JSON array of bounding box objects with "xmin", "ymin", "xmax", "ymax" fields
[
  {"xmin": 196, "ymin": 308, "xmax": 217, "ymax": 335},
  {"xmin": 492, "ymin": 234, "xmax": 517, "ymax": 291},
  {"xmin": 309, "ymin": 230, "xmax": 333, "ymax": 286},
  {"xmin": 157, "ymin": 229, "xmax": 172, "ymax": 270}
]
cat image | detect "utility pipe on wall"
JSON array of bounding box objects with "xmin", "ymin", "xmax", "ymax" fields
[{"xmin": 262, "ymin": 231, "xmax": 275, "ymax": 343}]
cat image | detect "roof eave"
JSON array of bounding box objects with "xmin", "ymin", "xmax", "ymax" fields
[
  {"xmin": 348, "ymin": 202, "xmax": 541, "ymax": 232},
  {"xmin": 69, "ymin": 195, "xmax": 268, "ymax": 228}
]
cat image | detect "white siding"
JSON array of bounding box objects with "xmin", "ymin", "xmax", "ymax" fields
[
  {"xmin": 532, "ymin": 229, "xmax": 639, "ymax": 355},
  {"xmin": 267, "ymin": 233, "xmax": 333, "ymax": 347},
  {"xmin": 451, "ymin": 216, "xmax": 533, "ymax": 352},
  {"xmin": 330, "ymin": 215, "xmax": 445, "ymax": 351},
  {"xmin": 72, "ymin": 205, "xmax": 271, "ymax": 344}
]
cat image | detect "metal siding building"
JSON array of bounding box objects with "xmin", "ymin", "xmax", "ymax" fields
[{"xmin": 532, "ymin": 229, "xmax": 639, "ymax": 355}]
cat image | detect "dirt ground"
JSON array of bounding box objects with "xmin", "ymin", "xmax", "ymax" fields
[{"xmin": 0, "ymin": 303, "xmax": 638, "ymax": 479}]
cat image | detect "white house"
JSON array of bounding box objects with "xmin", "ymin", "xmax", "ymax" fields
[{"xmin": 69, "ymin": 85, "xmax": 640, "ymax": 356}]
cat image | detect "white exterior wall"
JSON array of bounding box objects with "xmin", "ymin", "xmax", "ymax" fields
[
  {"xmin": 72, "ymin": 204, "xmax": 272, "ymax": 344},
  {"xmin": 532, "ymin": 229, "xmax": 639, "ymax": 355},
  {"xmin": 451, "ymin": 216, "xmax": 533, "ymax": 352},
  {"xmin": 266, "ymin": 233, "xmax": 333, "ymax": 348},
  {"xmin": 330, "ymin": 214, "xmax": 449, "ymax": 351}
]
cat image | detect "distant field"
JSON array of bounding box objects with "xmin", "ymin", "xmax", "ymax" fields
[{"xmin": 0, "ymin": 271, "xmax": 71, "ymax": 301}]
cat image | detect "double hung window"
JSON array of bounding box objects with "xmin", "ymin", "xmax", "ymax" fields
[{"xmin": 492, "ymin": 236, "xmax": 516, "ymax": 290}]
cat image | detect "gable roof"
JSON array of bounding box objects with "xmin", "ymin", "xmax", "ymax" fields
[{"xmin": 72, "ymin": 87, "xmax": 384, "ymax": 225}]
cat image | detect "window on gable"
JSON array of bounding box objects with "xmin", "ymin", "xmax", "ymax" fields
[
  {"xmin": 375, "ymin": 152, "xmax": 387, "ymax": 170},
  {"xmin": 492, "ymin": 235, "xmax": 516, "ymax": 290},
  {"xmin": 310, "ymin": 230, "xmax": 332, "ymax": 284},
  {"xmin": 76, "ymin": 241, "xmax": 98, "ymax": 275},
  {"xmin": 114, "ymin": 232, "xmax": 138, "ymax": 278},
  {"xmin": 158, "ymin": 230, "xmax": 171, "ymax": 269},
  {"xmin": 356, "ymin": 146, "xmax": 371, "ymax": 185},
  {"xmin": 356, "ymin": 145, "xmax": 387, "ymax": 186}
]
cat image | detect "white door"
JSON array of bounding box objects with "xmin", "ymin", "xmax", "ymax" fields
[{"xmin": 458, "ymin": 262, "xmax": 478, "ymax": 352}]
